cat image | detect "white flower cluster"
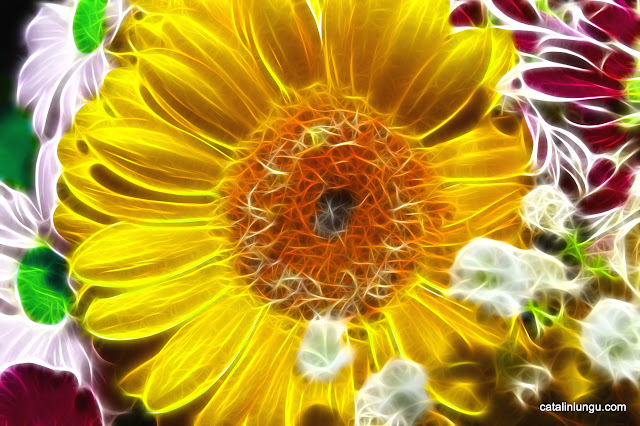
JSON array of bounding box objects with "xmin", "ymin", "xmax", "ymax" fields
[{"xmin": 449, "ymin": 238, "xmax": 570, "ymax": 317}]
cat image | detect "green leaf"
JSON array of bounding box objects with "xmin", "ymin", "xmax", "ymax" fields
[{"xmin": 0, "ymin": 108, "xmax": 38, "ymax": 190}]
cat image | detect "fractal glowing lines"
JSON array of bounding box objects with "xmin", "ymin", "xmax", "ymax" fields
[{"xmin": 1, "ymin": 0, "xmax": 640, "ymax": 425}]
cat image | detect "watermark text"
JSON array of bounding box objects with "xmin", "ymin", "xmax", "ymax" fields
[{"xmin": 540, "ymin": 402, "xmax": 627, "ymax": 414}]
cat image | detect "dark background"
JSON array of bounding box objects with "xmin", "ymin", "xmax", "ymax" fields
[
  {"xmin": 0, "ymin": 0, "xmax": 39, "ymax": 106},
  {"xmin": 0, "ymin": 0, "xmax": 42, "ymax": 190}
]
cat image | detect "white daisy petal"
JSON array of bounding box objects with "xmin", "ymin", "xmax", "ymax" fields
[
  {"xmin": 17, "ymin": 34, "xmax": 75, "ymax": 111},
  {"xmin": 0, "ymin": 312, "xmax": 113, "ymax": 394},
  {"xmin": 0, "ymin": 312, "xmax": 116, "ymax": 422},
  {"xmin": 35, "ymin": 139, "xmax": 62, "ymax": 225},
  {"xmin": 24, "ymin": 4, "xmax": 70, "ymax": 53},
  {"xmin": 0, "ymin": 252, "xmax": 19, "ymax": 312},
  {"xmin": 0, "ymin": 184, "xmax": 41, "ymax": 251}
]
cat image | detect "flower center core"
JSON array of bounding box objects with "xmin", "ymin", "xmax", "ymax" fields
[
  {"xmin": 315, "ymin": 188, "xmax": 355, "ymax": 238},
  {"xmin": 225, "ymin": 101, "xmax": 430, "ymax": 318},
  {"xmin": 73, "ymin": 0, "xmax": 108, "ymax": 54}
]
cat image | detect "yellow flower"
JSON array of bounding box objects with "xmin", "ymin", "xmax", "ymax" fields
[{"xmin": 55, "ymin": 0, "xmax": 533, "ymax": 423}]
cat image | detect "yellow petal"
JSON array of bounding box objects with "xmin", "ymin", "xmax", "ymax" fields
[
  {"xmin": 322, "ymin": 0, "xmax": 449, "ymax": 104},
  {"xmin": 57, "ymin": 68, "xmax": 229, "ymax": 224},
  {"xmin": 280, "ymin": 325, "xmax": 374, "ymax": 426},
  {"xmin": 424, "ymin": 116, "xmax": 532, "ymax": 181},
  {"xmin": 415, "ymin": 117, "xmax": 532, "ymax": 286},
  {"xmin": 144, "ymin": 294, "xmax": 266, "ymax": 412},
  {"xmin": 443, "ymin": 183, "xmax": 529, "ymax": 238},
  {"xmin": 59, "ymin": 167, "xmax": 220, "ymax": 224},
  {"xmin": 385, "ymin": 290, "xmax": 506, "ymax": 368},
  {"xmin": 391, "ymin": 28, "xmax": 516, "ymax": 138},
  {"xmin": 53, "ymin": 200, "xmax": 112, "ymax": 247},
  {"xmin": 428, "ymin": 355, "xmax": 496, "ymax": 416},
  {"xmin": 195, "ymin": 314, "xmax": 303, "ymax": 425},
  {"xmin": 234, "ymin": 0, "xmax": 324, "ymax": 93},
  {"xmin": 127, "ymin": 13, "xmax": 276, "ymax": 144},
  {"xmin": 351, "ymin": 318, "xmax": 399, "ymax": 372},
  {"xmin": 71, "ymin": 69, "xmax": 230, "ymax": 195},
  {"xmin": 282, "ymin": 360, "xmax": 358, "ymax": 426},
  {"xmin": 71, "ymin": 222, "xmax": 231, "ymax": 288},
  {"xmin": 385, "ymin": 292, "xmax": 504, "ymax": 415},
  {"xmin": 85, "ymin": 262, "xmax": 235, "ymax": 340},
  {"xmin": 131, "ymin": 0, "xmax": 234, "ymax": 31},
  {"xmin": 196, "ymin": 315, "xmax": 374, "ymax": 425},
  {"xmin": 321, "ymin": 1, "xmax": 514, "ymax": 137},
  {"xmin": 120, "ymin": 353, "xmax": 161, "ymax": 398}
]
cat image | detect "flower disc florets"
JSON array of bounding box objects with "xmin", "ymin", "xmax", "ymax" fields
[{"xmin": 225, "ymin": 94, "xmax": 431, "ymax": 318}]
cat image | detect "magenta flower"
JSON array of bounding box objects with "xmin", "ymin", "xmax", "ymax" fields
[{"xmin": 0, "ymin": 363, "xmax": 102, "ymax": 426}]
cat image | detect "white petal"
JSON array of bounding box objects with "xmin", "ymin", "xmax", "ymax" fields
[
  {"xmin": 0, "ymin": 316, "xmax": 80, "ymax": 376},
  {"xmin": 356, "ymin": 359, "xmax": 431, "ymax": 426},
  {"xmin": 505, "ymin": 361, "xmax": 552, "ymax": 405},
  {"xmin": 18, "ymin": 49, "xmax": 77, "ymax": 139},
  {"xmin": 0, "ymin": 253, "xmax": 19, "ymax": 285},
  {"xmin": 0, "ymin": 253, "xmax": 19, "ymax": 313},
  {"xmin": 448, "ymin": 238, "xmax": 531, "ymax": 317},
  {"xmin": 0, "ymin": 312, "xmax": 118, "ymax": 421},
  {"xmin": 0, "ymin": 184, "xmax": 40, "ymax": 251},
  {"xmin": 296, "ymin": 317, "xmax": 353, "ymax": 382},
  {"xmin": 521, "ymin": 185, "xmax": 575, "ymax": 235},
  {"xmin": 24, "ymin": 3, "xmax": 70, "ymax": 53},
  {"xmin": 610, "ymin": 219, "xmax": 640, "ymax": 294},
  {"xmin": 17, "ymin": 0, "xmax": 125, "ymax": 141},
  {"xmin": 104, "ymin": 0, "xmax": 129, "ymax": 43},
  {"xmin": 581, "ymin": 298, "xmax": 640, "ymax": 380},
  {"xmin": 519, "ymin": 249, "xmax": 576, "ymax": 293},
  {"xmin": 35, "ymin": 139, "xmax": 62, "ymax": 224}
]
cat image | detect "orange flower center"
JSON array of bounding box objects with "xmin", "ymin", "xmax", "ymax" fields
[{"xmin": 225, "ymin": 98, "xmax": 434, "ymax": 318}]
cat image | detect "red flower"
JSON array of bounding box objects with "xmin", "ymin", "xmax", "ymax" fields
[
  {"xmin": 578, "ymin": 159, "xmax": 636, "ymax": 214},
  {"xmin": 523, "ymin": 67, "xmax": 623, "ymax": 99},
  {"xmin": 0, "ymin": 364, "xmax": 102, "ymax": 426},
  {"xmin": 566, "ymin": 101, "xmax": 631, "ymax": 153},
  {"xmin": 493, "ymin": 0, "xmax": 541, "ymax": 24},
  {"xmin": 578, "ymin": 0, "xmax": 640, "ymax": 44},
  {"xmin": 450, "ymin": 0, "xmax": 485, "ymax": 26}
]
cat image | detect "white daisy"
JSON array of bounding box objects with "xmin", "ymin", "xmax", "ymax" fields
[
  {"xmin": 0, "ymin": 140, "xmax": 112, "ymax": 420},
  {"xmin": 17, "ymin": 0, "xmax": 128, "ymax": 140}
]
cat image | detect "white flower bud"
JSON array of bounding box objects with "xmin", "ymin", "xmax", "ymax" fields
[
  {"xmin": 296, "ymin": 317, "xmax": 353, "ymax": 382},
  {"xmin": 355, "ymin": 359, "xmax": 430, "ymax": 426},
  {"xmin": 581, "ymin": 298, "xmax": 640, "ymax": 380},
  {"xmin": 521, "ymin": 185, "xmax": 574, "ymax": 235}
]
